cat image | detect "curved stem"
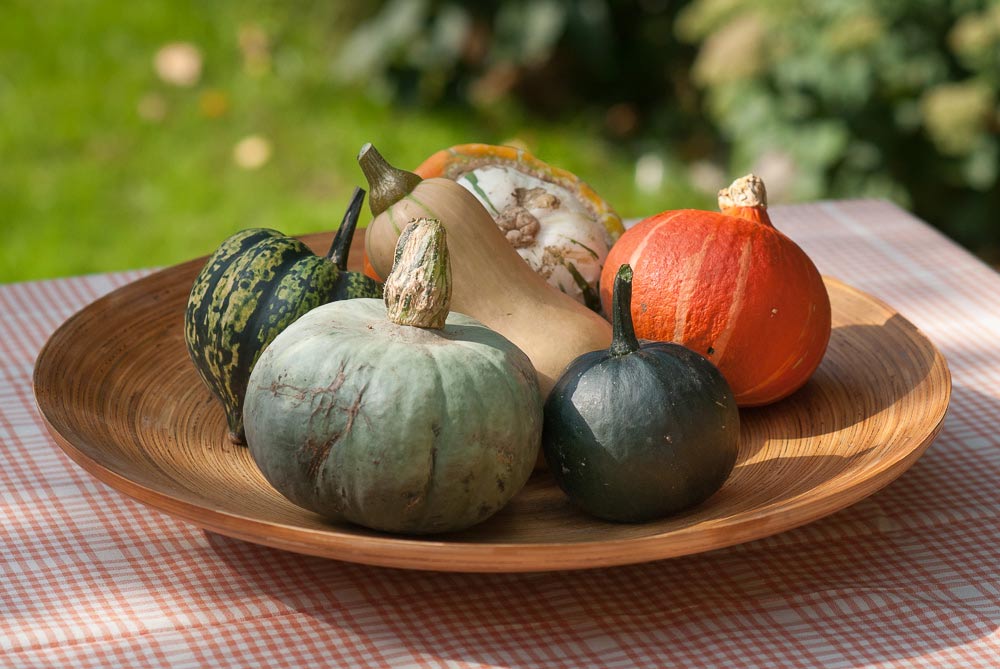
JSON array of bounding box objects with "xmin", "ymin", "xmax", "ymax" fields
[
  {"xmin": 609, "ymin": 264, "xmax": 640, "ymax": 357},
  {"xmin": 326, "ymin": 186, "xmax": 366, "ymax": 269},
  {"xmin": 357, "ymin": 143, "xmax": 423, "ymax": 217},
  {"xmin": 384, "ymin": 219, "xmax": 451, "ymax": 329}
]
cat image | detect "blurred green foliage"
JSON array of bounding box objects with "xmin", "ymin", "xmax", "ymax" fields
[
  {"xmin": 680, "ymin": 0, "xmax": 1000, "ymax": 261},
  {"xmin": 0, "ymin": 0, "xmax": 704, "ymax": 282},
  {"xmin": 3, "ymin": 0, "xmax": 999, "ymax": 281},
  {"xmin": 339, "ymin": 0, "xmax": 1000, "ymax": 262}
]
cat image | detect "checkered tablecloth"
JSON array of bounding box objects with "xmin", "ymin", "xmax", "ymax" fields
[{"xmin": 3, "ymin": 200, "xmax": 999, "ymax": 668}]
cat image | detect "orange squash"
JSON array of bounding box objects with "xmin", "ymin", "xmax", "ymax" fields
[{"xmin": 600, "ymin": 174, "xmax": 831, "ymax": 406}]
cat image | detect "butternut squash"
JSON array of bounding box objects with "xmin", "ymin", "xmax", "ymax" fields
[{"xmin": 359, "ymin": 143, "xmax": 612, "ymax": 395}]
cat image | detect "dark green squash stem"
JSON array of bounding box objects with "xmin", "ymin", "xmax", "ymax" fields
[
  {"xmin": 609, "ymin": 264, "xmax": 640, "ymax": 357},
  {"xmin": 326, "ymin": 186, "xmax": 366, "ymax": 269},
  {"xmin": 357, "ymin": 143, "xmax": 423, "ymax": 217}
]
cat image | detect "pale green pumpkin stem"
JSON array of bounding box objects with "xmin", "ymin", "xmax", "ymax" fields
[
  {"xmin": 357, "ymin": 143, "xmax": 423, "ymax": 217},
  {"xmin": 384, "ymin": 219, "xmax": 451, "ymax": 329},
  {"xmin": 326, "ymin": 186, "xmax": 366, "ymax": 269},
  {"xmin": 609, "ymin": 264, "xmax": 640, "ymax": 357}
]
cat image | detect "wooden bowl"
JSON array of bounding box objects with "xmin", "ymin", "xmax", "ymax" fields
[{"xmin": 33, "ymin": 233, "xmax": 951, "ymax": 572}]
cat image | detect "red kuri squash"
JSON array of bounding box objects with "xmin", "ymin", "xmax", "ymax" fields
[{"xmin": 599, "ymin": 174, "xmax": 831, "ymax": 406}]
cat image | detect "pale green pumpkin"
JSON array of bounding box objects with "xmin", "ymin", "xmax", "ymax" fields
[{"xmin": 243, "ymin": 219, "xmax": 542, "ymax": 535}]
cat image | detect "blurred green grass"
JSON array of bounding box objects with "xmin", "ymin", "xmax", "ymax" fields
[{"xmin": 0, "ymin": 0, "xmax": 708, "ymax": 282}]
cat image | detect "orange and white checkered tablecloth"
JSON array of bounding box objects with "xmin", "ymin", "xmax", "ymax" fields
[{"xmin": 3, "ymin": 200, "xmax": 999, "ymax": 668}]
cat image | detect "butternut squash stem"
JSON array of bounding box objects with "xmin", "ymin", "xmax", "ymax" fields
[
  {"xmin": 384, "ymin": 219, "xmax": 452, "ymax": 330},
  {"xmin": 357, "ymin": 143, "xmax": 423, "ymax": 217},
  {"xmin": 609, "ymin": 264, "xmax": 640, "ymax": 357},
  {"xmin": 326, "ymin": 186, "xmax": 366, "ymax": 269}
]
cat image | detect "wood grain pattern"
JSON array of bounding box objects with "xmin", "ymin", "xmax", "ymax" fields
[{"xmin": 32, "ymin": 232, "xmax": 951, "ymax": 572}]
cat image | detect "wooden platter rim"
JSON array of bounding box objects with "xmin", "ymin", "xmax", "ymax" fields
[{"xmin": 32, "ymin": 257, "xmax": 952, "ymax": 573}]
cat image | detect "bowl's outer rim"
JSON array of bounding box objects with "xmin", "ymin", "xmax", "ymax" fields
[{"xmin": 31, "ymin": 257, "xmax": 952, "ymax": 573}]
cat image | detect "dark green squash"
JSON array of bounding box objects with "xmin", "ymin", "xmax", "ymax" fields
[
  {"xmin": 185, "ymin": 187, "xmax": 382, "ymax": 444},
  {"xmin": 542, "ymin": 264, "xmax": 739, "ymax": 522}
]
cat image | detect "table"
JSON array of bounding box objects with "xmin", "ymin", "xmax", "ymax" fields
[{"xmin": 3, "ymin": 200, "xmax": 999, "ymax": 668}]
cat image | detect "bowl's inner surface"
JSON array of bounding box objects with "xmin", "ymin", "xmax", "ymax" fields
[{"xmin": 34, "ymin": 233, "xmax": 949, "ymax": 568}]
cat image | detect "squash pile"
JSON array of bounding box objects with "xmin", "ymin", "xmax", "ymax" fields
[{"xmin": 184, "ymin": 143, "xmax": 831, "ymax": 534}]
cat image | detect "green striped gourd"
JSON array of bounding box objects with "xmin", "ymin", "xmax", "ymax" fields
[{"xmin": 185, "ymin": 187, "xmax": 381, "ymax": 444}]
